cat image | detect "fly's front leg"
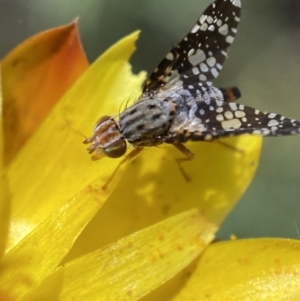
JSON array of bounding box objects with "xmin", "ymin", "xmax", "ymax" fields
[
  {"xmin": 102, "ymin": 147, "xmax": 143, "ymax": 190},
  {"xmin": 173, "ymin": 143, "xmax": 195, "ymax": 182}
]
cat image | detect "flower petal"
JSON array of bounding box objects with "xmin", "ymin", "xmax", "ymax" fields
[
  {"xmin": 0, "ymin": 169, "xmax": 10, "ymax": 260},
  {"xmin": 65, "ymin": 135, "xmax": 261, "ymax": 259},
  {"xmin": 2, "ymin": 21, "xmax": 89, "ymax": 165},
  {"xmin": 0, "ymin": 179, "xmax": 106, "ymax": 301},
  {"xmin": 119, "ymin": 135, "xmax": 261, "ymax": 225},
  {"xmin": 0, "ymin": 70, "xmax": 10, "ymax": 259},
  {"xmin": 6, "ymin": 31, "xmax": 146, "ymax": 250},
  {"xmin": 22, "ymin": 209, "xmax": 217, "ymax": 301},
  {"xmin": 172, "ymin": 238, "xmax": 300, "ymax": 300}
]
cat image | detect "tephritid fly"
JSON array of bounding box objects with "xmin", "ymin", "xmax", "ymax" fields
[{"xmin": 84, "ymin": 0, "xmax": 300, "ymax": 166}]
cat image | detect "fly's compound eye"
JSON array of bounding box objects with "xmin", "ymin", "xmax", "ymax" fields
[{"xmin": 103, "ymin": 139, "xmax": 127, "ymax": 158}]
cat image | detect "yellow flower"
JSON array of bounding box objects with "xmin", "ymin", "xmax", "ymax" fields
[{"xmin": 1, "ymin": 21, "xmax": 299, "ymax": 301}]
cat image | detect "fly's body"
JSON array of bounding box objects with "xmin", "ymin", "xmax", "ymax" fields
[
  {"xmin": 119, "ymin": 86, "xmax": 224, "ymax": 147},
  {"xmin": 84, "ymin": 0, "xmax": 300, "ymax": 163}
]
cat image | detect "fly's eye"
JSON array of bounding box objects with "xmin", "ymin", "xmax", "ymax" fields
[{"xmin": 103, "ymin": 139, "xmax": 127, "ymax": 158}]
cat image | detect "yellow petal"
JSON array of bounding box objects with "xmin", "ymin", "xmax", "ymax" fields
[
  {"xmin": 0, "ymin": 166, "xmax": 10, "ymax": 260},
  {"xmin": 65, "ymin": 135, "xmax": 262, "ymax": 260},
  {"xmin": 172, "ymin": 238, "xmax": 300, "ymax": 300},
  {"xmin": 0, "ymin": 65, "xmax": 10, "ymax": 259},
  {"xmin": 22, "ymin": 209, "xmax": 217, "ymax": 301},
  {"xmin": 0, "ymin": 178, "xmax": 106, "ymax": 301},
  {"xmin": 2, "ymin": 21, "xmax": 89, "ymax": 165},
  {"xmin": 6, "ymin": 31, "xmax": 146, "ymax": 250}
]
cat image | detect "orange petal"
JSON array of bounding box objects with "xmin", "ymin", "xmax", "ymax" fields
[
  {"xmin": 2, "ymin": 20, "xmax": 88, "ymax": 165},
  {"xmin": 6, "ymin": 31, "xmax": 145, "ymax": 250}
]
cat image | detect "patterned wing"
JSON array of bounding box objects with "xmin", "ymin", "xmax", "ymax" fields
[
  {"xmin": 143, "ymin": 0, "xmax": 241, "ymax": 95},
  {"xmin": 166, "ymin": 100, "xmax": 300, "ymax": 142}
]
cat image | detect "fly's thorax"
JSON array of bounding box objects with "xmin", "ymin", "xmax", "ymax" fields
[
  {"xmin": 84, "ymin": 116, "xmax": 126, "ymax": 159},
  {"xmin": 119, "ymin": 98, "xmax": 176, "ymax": 146}
]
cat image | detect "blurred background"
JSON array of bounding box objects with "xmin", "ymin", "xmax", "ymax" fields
[{"xmin": 1, "ymin": 0, "xmax": 299, "ymax": 239}]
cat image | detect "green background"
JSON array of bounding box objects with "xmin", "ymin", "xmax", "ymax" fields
[{"xmin": 1, "ymin": 0, "xmax": 299, "ymax": 239}]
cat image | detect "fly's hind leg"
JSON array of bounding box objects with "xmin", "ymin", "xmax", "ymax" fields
[
  {"xmin": 204, "ymin": 138, "xmax": 244, "ymax": 154},
  {"xmin": 215, "ymin": 140, "xmax": 245, "ymax": 154},
  {"xmin": 173, "ymin": 143, "xmax": 195, "ymax": 182}
]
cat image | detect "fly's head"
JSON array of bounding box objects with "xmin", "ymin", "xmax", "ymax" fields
[{"xmin": 83, "ymin": 116, "xmax": 127, "ymax": 160}]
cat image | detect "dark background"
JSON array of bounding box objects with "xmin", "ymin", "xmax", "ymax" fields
[{"xmin": 1, "ymin": 0, "xmax": 300, "ymax": 239}]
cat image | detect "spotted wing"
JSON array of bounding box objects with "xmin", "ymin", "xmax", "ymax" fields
[
  {"xmin": 166, "ymin": 100, "xmax": 300, "ymax": 142},
  {"xmin": 143, "ymin": 0, "xmax": 241, "ymax": 95}
]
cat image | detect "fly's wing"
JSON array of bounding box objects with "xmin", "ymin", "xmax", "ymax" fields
[
  {"xmin": 142, "ymin": 0, "xmax": 241, "ymax": 96},
  {"xmin": 166, "ymin": 100, "xmax": 300, "ymax": 142}
]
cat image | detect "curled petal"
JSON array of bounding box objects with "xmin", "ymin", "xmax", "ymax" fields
[{"xmin": 2, "ymin": 21, "xmax": 88, "ymax": 165}]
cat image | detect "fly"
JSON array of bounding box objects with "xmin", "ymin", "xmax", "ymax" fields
[{"xmin": 84, "ymin": 0, "xmax": 300, "ymax": 187}]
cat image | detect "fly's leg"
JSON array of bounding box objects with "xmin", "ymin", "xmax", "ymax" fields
[
  {"xmin": 173, "ymin": 143, "xmax": 195, "ymax": 182},
  {"xmin": 102, "ymin": 147, "xmax": 143, "ymax": 190},
  {"xmin": 215, "ymin": 140, "xmax": 245, "ymax": 154}
]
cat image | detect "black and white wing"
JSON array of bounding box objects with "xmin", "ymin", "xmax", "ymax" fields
[
  {"xmin": 143, "ymin": 0, "xmax": 241, "ymax": 96},
  {"xmin": 166, "ymin": 100, "xmax": 300, "ymax": 142}
]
